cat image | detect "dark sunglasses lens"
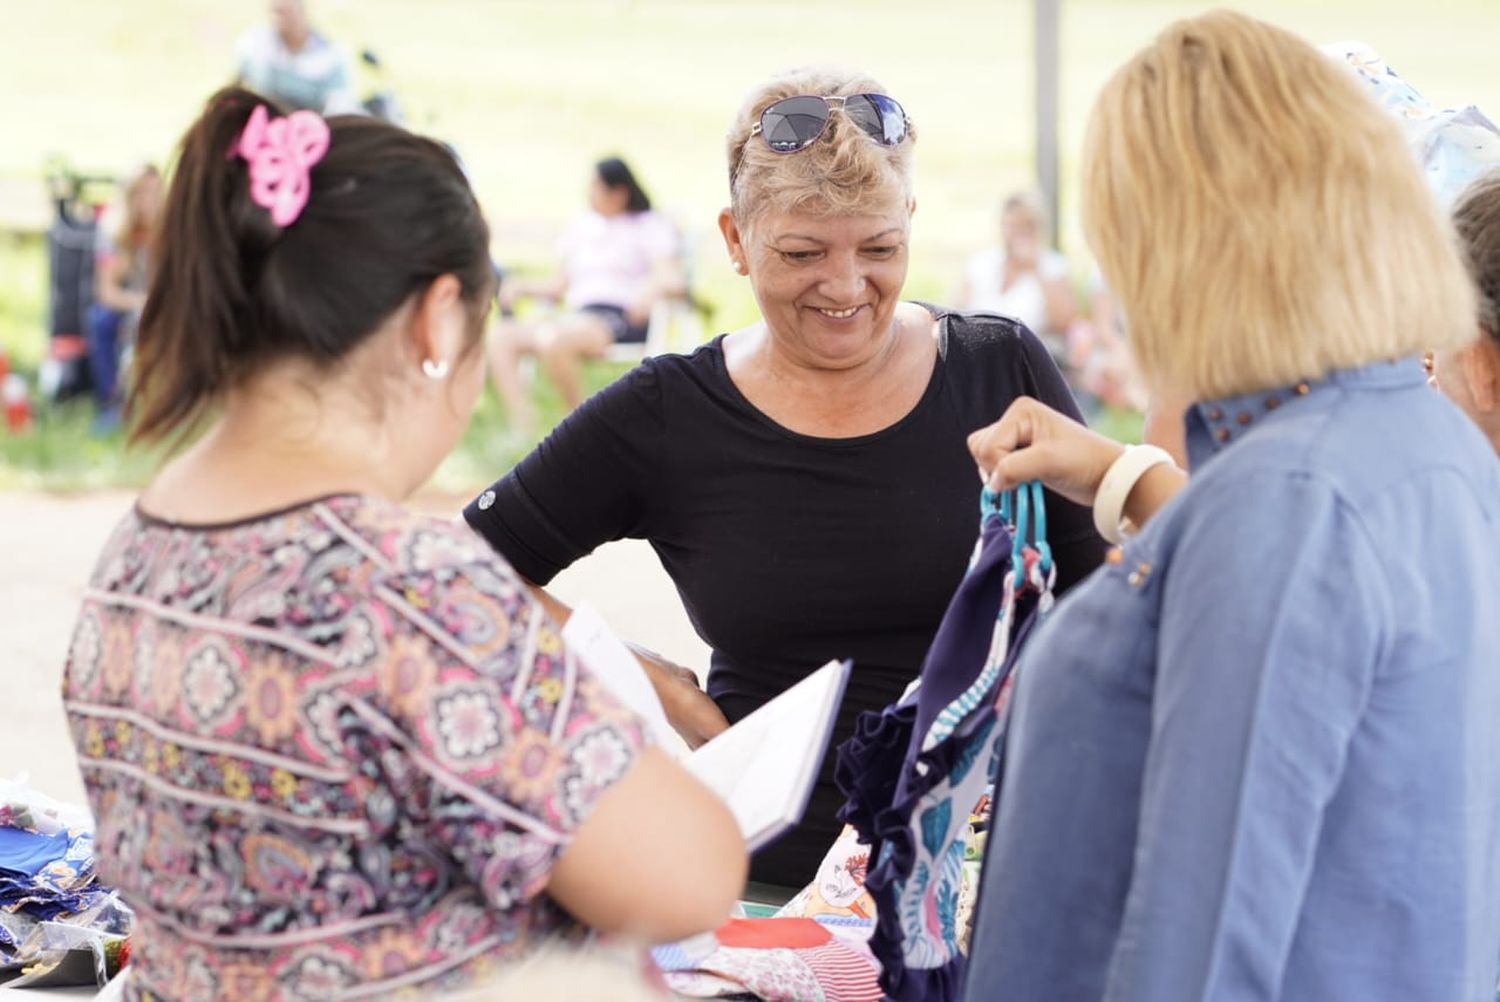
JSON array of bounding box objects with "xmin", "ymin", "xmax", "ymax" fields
[
  {"xmin": 845, "ymin": 94, "xmax": 908, "ymax": 146},
  {"xmin": 760, "ymin": 96, "xmax": 832, "ymax": 153}
]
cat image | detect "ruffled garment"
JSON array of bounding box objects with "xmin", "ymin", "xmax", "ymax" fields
[{"xmin": 835, "ymin": 513, "xmax": 1048, "ymax": 1002}]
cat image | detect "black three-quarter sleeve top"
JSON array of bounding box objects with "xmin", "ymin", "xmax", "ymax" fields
[{"xmin": 464, "ymin": 305, "xmax": 1108, "ymax": 886}]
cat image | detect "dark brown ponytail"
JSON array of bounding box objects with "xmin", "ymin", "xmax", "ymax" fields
[{"xmin": 128, "ymin": 87, "xmax": 494, "ymax": 445}]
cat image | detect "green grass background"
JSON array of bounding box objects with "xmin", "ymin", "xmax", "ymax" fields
[{"xmin": 2, "ymin": 0, "xmax": 1495, "ymax": 488}]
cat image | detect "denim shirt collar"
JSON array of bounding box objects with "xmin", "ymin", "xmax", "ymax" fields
[{"xmin": 1185, "ymin": 355, "xmax": 1427, "ymax": 470}]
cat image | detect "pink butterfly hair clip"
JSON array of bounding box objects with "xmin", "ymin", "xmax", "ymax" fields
[{"xmin": 235, "ymin": 104, "xmax": 331, "ymax": 227}]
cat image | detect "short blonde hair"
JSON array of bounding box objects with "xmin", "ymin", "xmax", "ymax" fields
[
  {"xmin": 727, "ymin": 66, "xmax": 915, "ymax": 223},
  {"xmin": 1082, "ymin": 10, "xmax": 1476, "ymax": 399}
]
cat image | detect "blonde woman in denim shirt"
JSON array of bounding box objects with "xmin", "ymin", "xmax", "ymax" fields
[{"xmin": 962, "ymin": 12, "xmax": 1500, "ymax": 1002}]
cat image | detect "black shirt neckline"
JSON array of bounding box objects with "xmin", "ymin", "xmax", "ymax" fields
[{"xmin": 706, "ymin": 302, "xmax": 950, "ymax": 449}]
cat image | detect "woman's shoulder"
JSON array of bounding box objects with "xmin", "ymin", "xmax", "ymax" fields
[
  {"xmin": 919, "ymin": 304, "xmax": 1073, "ymax": 418},
  {"xmin": 326, "ymin": 495, "xmax": 526, "ymax": 590},
  {"xmin": 928, "ymin": 305, "xmax": 1039, "ymax": 359},
  {"xmin": 562, "ymin": 210, "xmax": 607, "ymax": 246},
  {"xmin": 966, "ymin": 246, "xmax": 1004, "ymax": 272},
  {"xmin": 325, "ymin": 495, "xmax": 544, "ymax": 660},
  {"xmin": 624, "ymin": 336, "xmax": 731, "ymax": 398},
  {"xmin": 632, "ymin": 209, "xmax": 677, "ymax": 232},
  {"xmin": 1038, "ymin": 249, "xmax": 1070, "ymax": 278},
  {"xmin": 619, "ymin": 210, "xmax": 680, "ymax": 257}
]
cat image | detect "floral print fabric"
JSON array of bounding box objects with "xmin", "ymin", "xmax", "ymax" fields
[
  {"xmin": 61, "ymin": 495, "xmax": 646, "ymax": 1001},
  {"xmin": 657, "ymin": 918, "xmax": 883, "ymax": 1001}
]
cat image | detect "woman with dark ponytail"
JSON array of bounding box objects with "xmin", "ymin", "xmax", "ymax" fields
[{"xmin": 61, "ymin": 89, "xmax": 745, "ymax": 1001}]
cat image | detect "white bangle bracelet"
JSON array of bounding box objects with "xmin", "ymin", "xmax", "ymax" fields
[{"xmin": 1092, "ymin": 444, "xmax": 1177, "ymax": 544}]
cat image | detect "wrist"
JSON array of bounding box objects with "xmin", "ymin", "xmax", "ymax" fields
[
  {"xmin": 1092, "ymin": 444, "xmax": 1177, "ymax": 544},
  {"xmin": 1121, "ymin": 462, "xmax": 1184, "ymax": 532}
]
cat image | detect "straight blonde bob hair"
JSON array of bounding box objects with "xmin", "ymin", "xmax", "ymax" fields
[
  {"xmin": 1082, "ymin": 10, "xmax": 1476, "ymax": 400},
  {"xmin": 726, "ymin": 66, "xmax": 915, "ymax": 224}
]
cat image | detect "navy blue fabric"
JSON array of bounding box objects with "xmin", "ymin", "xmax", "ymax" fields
[
  {"xmin": 837, "ymin": 509, "xmax": 1043, "ymax": 1001},
  {"xmin": 902, "ymin": 516, "xmax": 1018, "ymax": 798}
]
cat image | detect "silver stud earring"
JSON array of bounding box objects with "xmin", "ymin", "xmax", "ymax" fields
[
  {"xmin": 733, "ymin": 261, "xmax": 747, "ymax": 275},
  {"xmin": 422, "ymin": 358, "xmax": 450, "ymax": 380}
]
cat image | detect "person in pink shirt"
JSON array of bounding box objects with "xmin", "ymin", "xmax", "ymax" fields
[{"xmin": 488, "ymin": 158, "xmax": 685, "ymax": 436}]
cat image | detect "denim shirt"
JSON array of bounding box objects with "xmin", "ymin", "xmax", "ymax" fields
[{"xmin": 965, "ymin": 357, "xmax": 1500, "ymax": 1002}]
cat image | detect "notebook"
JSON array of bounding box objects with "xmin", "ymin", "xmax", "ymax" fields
[
  {"xmin": 560, "ymin": 604, "xmax": 851, "ymax": 853},
  {"xmin": 684, "ymin": 660, "xmax": 852, "ymax": 853}
]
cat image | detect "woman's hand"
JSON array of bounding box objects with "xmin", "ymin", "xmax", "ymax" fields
[
  {"xmin": 661, "ymin": 677, "xmax": 731, "ymax": 750},
  {"xmin": 967, "ymin": 397, "xmax": 1126, "ymax": 508},
  {"xmin": 632, "ymin": 649, "xmax": 729, "ymax": 750}
]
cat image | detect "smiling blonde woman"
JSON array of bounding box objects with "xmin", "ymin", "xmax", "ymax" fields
[{"xmin": 465, "ymin": 65, "xmax": 1108, "ymax": 889}]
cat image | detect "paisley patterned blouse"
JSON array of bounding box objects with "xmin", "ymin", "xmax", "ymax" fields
[{"xmin": 61, "ymin": 494, "xmax": 646, "ymax": 1001}]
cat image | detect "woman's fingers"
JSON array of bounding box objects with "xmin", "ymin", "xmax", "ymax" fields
[
  {"xmin": 968, "ymin": 398, "xmax": 1127, "ymax": 507},
  {"xmin": 988, "ymin": 439, "xmax": 1068, "ymax": 493},
  {"xmin": 968, "ymin": 397, "xmax": 1059, "ymax": 482},
  {"xmin": 967, "ymin": 398, "xmax": 1041, "ymax": 481},
  {"xmin": 662, "ymin": 679, "xmax": 730, "ymax": 750}
]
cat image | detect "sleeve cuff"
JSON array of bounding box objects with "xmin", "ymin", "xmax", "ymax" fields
[{"xmin": 462, "ymin": 474, "xmax": 583, "ymax": 586}]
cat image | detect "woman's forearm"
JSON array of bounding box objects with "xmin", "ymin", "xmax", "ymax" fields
[{"xmin": 522, "ymin": 581, "xmax": 728, "ymax": 747}]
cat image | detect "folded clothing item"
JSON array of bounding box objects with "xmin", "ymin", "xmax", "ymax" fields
[
  {"xmin": 0, "ymin": 828, "xmax": 70, "ymax": 879},
  {"xmin": 1323, "ymin": 41, "xmax": 1500, "ymax": 208},
  {"xmin": 655, "ymin": 917, "xmax": 882, "ymax": 1002},
  {"xmin": 0, "ymin": 825, "xmax": 105, "ymax": 923},
  {"xmin": 0, "ymin": 780, "xmax": 125, "ymax": 984}
]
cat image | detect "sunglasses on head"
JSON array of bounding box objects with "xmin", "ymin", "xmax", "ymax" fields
[{"xmin": 750, "ymin": 93, "xmax": 910, "ymax": 155}]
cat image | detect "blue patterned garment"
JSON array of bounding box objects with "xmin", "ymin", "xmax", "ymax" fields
[
  {"xmin": 0, "ymin": 824, "xmax": 108, "ymax": 921},
  {"xmin": 1322, "ymin": 42, "xmax": 1499, "ymax": 209},
  {"xmin": 835, "ymin": 487, "xmax": 1054, "ymax": 1001}
]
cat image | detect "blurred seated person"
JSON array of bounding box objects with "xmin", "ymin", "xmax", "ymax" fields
[
  {"xmin": 487, "ymin": 157, "xmax": 685, "ymax": 437},
  {"xmin": 235, "ymin": 0, "xmax": 360, "ymax": 114},
  {"xmin": 955, "ymin": 189, "xmax": 1077, "ymax": 366},
  {"xmin": 62, "ymin": 90, "xmax": 744, "ymax": 1000},
  {"xmin": 86, "ymin": 164, "xmax": 160, "ymax": 427},
  {"xmin": 1068, "ymin": 269, "xmax": 1147, "ymax": 414}
]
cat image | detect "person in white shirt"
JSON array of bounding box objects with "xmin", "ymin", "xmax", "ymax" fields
[
  {"xmin": 234, "ymin": 0, "xmax": 359, "ymax": 114},
  {"xmin": 955, "ymin": 190, "xmax": 1077, "ymax": 361}
]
